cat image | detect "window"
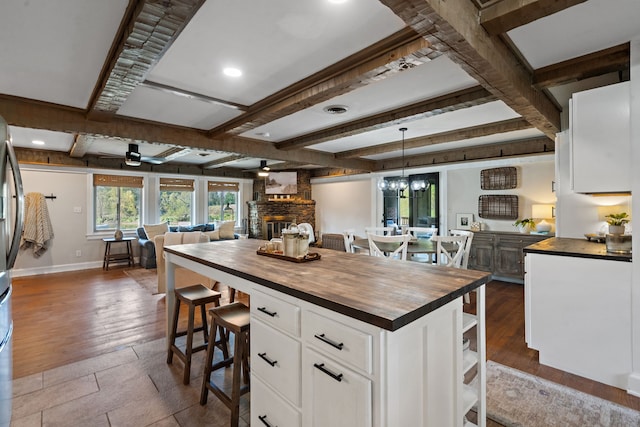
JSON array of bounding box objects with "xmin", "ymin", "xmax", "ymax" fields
[
  {"xmin": 93, "ymin": 174, "xmax": 143, "ymax": 232},
  {"xmin": 208, "ymin": 181, "xmax": 239, "ymax": 223},
  {"xmin": 159, "ymin": 178, "xmax": 194, "ymax": 226},
  {"xmin": 382, "ymin": 173, "xmax": 439, "ymax": 230}
]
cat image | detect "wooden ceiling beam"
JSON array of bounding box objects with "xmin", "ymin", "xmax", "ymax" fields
[
  {"xmin": 69, "ymin": 134, "xmax": 95, "ymax": 158},
  {"xmin": 201, "ymin": 155, "xmax": 246, "ymax": 169},
  {"xmin": 533, "ymin": 43, "xmax": 630, "ymax": 89},
  {"xmin": 335, "ymin": 117, "xmax": 532, "ymax": 158},
  {"xmin": 480, "ymin": 0, "xmax": 587, "ymax": 35},
  {"xmin": 381, "ymin": 0, "xmax": 560, "ymax": 139},
  {"xmin": 374, "ymin": 135, "xmax": 554, "ymax": 171},
  {"xmin": 87, "ymin": 0, "xmax": 206, "ymax": 119},
  {"xmin": 275, "ymin": 86, "xmax": 496, "ymax": 151},
  {"xmin": 0, "ymin": 95, "xmax": 375, "ymax": 171},
  {"xmin": 209, "ymin": 27, "xmax": 439, "ymax": 137}
]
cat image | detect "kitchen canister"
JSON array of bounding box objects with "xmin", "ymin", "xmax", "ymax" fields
[
  {"xmin": 297, "ymin": 232, "xmax": 309, "ymax": 257},
  {"xmin": 282, "ymin": 230, "xmax": 299, "ymax": 257}
]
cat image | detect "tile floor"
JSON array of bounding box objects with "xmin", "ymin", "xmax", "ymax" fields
[{"xmin": 11, "ymin": 336, "xmax": 250, "ymax": 427}]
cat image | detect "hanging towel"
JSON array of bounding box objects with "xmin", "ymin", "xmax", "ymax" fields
[{"xmin": 20, "ymin": 192, "xmax": 55, "ymax": 258}]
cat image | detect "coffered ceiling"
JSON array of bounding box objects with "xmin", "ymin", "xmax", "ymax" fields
[{"xmin": 0, "ymin": 0, "xmax": 636, "ymax": 178}]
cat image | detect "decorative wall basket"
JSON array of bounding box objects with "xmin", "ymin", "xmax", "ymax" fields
[
  {"xmin": 480, "ymin": 167, "xmax": 517, "ymax": 190},
  {"xmin": 478, "ymin": 195, "xmax": 519, "ymax": 220}
]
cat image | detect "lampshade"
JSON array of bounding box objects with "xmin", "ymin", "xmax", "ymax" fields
[{"xmin": 532, "ymin": 204, "xmax": 554, "ymax": 219}]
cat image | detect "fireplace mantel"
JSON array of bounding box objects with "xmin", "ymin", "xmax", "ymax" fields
[{"xmin": 247, "ymin": 199, "xmax": 316, "ymax": 240}]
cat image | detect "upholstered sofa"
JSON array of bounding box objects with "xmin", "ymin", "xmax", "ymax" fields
[
  {"xmin": 135, "ymin": 221, "xmax": 237, "ymax": 269},
  {"xmin": 154, "ymin": 231, "xmax": 219, "ymax": 294}
]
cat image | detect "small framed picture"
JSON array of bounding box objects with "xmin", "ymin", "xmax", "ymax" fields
[{"xmin": 456, "ymin": 213, "xmax": 473, "ymax": 230}]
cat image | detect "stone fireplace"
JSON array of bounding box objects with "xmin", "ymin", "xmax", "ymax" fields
[{"xmin": 247, "ymin": 199, "xmax": 316, "ymax": 240}]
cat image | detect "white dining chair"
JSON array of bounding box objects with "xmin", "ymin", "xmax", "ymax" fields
[
  {"xmin": 297, "ymin": 222, "xmax": 315, "ymax": 244},
  {"xmin": 367, "ymin": 233, "xmax": 412, "ymax": 261},
  {"xmin": 364, "ymin": 226, "xmax": 394, "ymax": 236},
  {"xmin": 404, "ymin": 226, "xmax": 438, "ymax": 240},
  {"xmin": 449, "ymin": 229, "xmax": 474, "ymax": 269},
  {"xmin": 432, "ymin": 235, "xmax": 467, "ymax": 268},
  {"xmin": 343, "ymin": 229, "xmax": 356, "ymax": 253}
]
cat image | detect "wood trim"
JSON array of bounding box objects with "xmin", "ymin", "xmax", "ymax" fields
[
  {"xmin": 208, "ymin": 27, "xmax": 437, "ymax": 137},
  {"xmin": 374, "ymin": 136, "xmax": 554, "ymax": 171},
  {"xmin": 87, "ymin": 0, "xmax": 206, "ymax": 118},
  {"xmin": 480, "ymin": 0, "xmax": 587, "ymax": 35},
  {"xmin": 275, "ymin": 86, "xmax": 496, "ymax": 151},
  {"xmin": 533, "ymin": 43, "xmax": 630, "ymax": 89},
  {"xmin": 381, "ymin": 0, "xmax": 560, "ymax": 139},
  {"xmin": 0, "ymin": 96, "xmax": 376, "ymax": 172},
  {"xmin": 335, "ymin": 118, "xmax": 532, "ymax": 158}
]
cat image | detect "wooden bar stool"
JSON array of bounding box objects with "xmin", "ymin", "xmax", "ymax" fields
[
  {"xmin": 167, "ymin": 284, "xmax": 225, "ymax": 385},
  {"xmin": 200, "ymin": 302, "xmax": 250, "ymax": 427}
]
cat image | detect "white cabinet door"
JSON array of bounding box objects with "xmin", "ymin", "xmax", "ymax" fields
[
  {"xmin": 303, "ymin": 348, "xmax": 372, "ymax": 427},
  {"xmin": 571, "ymin": 81, "xmax": 630, "ymax": 193}
]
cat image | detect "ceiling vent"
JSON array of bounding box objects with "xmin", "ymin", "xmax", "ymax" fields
[{"xmin": 323, "ymin": 105, "xmax": 349, "ymax": 115}]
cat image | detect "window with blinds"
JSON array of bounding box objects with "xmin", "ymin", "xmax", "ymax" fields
[
  {"xmin": 208, "ymin": 181, "xmax": 239, "ymax": 223},
  {"xmin": 159, "ymin": 178, "xmax": 194, "ymax": 226},
  {"xmin": 93, "ymin": 174, "xmax": 142, "ymax": 232}
]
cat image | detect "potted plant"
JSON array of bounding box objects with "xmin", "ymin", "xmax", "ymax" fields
[
  {"xmin": 514, "ymin": 218, "xmax": 536, "ymax": 234},
  {"xmin": 605, "ymin": 212, "xmax": 629, "ymax": 235}
]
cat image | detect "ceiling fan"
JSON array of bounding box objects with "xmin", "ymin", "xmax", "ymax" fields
[
  {"xmin": 243, "ymin": 160, "xmax": 271, "ymax": 176},
  {"xmin": 100, "ymin": 143, "xmax": 189, "ymax": 166}
]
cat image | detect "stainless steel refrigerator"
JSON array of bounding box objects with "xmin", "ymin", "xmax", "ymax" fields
[{"xmin": 0, "ymin": 115, "xmax": 24, "ymax": 427}]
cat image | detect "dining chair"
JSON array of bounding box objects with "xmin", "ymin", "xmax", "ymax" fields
[
  {"xmin": 297, "ymin": 222, "xmax": 315, "ymax": 244},
  {"xmin": 404, "ymin": 226, "xmax": 438, "ymax": 240},
  {"xmin": 432, "ymin": 235, "xmax": 467, "ymax": 268},
  {"xmin": 449, "ymin": 229, "xmax": 474, "ymax": 269},
  {"xmin": 364, "ymin": 226, "xmax": 394, "ymax": 236},
  {"xmin": 343, "ymin": 229, "xmax": 356, "ymax": 253},
  {"xmin": 367, "ymin": 233, "xmax": 412, "ymax": 261}
]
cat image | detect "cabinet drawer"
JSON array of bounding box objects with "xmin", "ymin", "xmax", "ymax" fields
[
  {"xmin": 252, "ymin": 377, "xmax": 301, "ymax": 427},
  {"xmin": 303, "ymin": 348, "xmax": 372, "ymax": 427},
  {"xmin": 251, "ymin": 289, "xmax": 300, "ymax": 336},
  {"xmin": 302, "ymin": 310, "xmax": 372, "ymax": 374},
  {"xmin": 252, "ymin": 319, "xmax": 301, "ymax": 406}
]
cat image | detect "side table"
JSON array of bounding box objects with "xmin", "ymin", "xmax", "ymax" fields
[{"xmin": 102, "ymin": 237, "xmax": 135, "ymax": 270}]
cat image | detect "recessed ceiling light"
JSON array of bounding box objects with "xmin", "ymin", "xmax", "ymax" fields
[
  {"xmin": 32, "ymin": 140, "xmax": 45, "ymax": 146},
  {"xmin": 256, "ymin": 132, "xmax": 270, "ymax": 138},
  {"xmin": 223, "ymin": 67, "xmax": 242, "ymax": 77},
  {"xmin": 323, "ymin": 105, "xmax": 349, "ymax": 114}
]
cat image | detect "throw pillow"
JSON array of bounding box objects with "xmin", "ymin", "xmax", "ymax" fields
[
  {"xmin": 204, "ymin": 230, "xmax": 220, "ymax": 241},
  {"xmin": 143, "ymin": 222, "xmax": 169, "ymax": 241},
  {"xmin": 218, "ymin": 220, "xmax": 236, "ymax": 239}
]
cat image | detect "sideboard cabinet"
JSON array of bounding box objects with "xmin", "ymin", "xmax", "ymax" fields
[{"xmin": 468, "ymin": 231, "xmax": 551, "ymax": 282}]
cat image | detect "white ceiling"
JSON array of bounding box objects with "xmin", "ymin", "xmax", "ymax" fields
[{"xmin": 0, "ymin": 0, "xmax": 638, "ymax": 173}]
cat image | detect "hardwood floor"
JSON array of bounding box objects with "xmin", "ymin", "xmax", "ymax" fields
[{"xmin": 10, "ymin": 268, "xmax": 640, "ymax": 420}]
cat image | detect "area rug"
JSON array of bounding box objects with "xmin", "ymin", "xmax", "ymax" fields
[
  {"xmin": 124, "ymin": 268, "xmax": 160, "ymax": 295},
  {"xmin": 478, "ymin": 361, "xmax": 640, "ymax": 426}
]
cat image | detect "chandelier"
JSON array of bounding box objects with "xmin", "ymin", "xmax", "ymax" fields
[{"xmin": 377, "ymin": 127, "xmax": 429, "ymax": 197}]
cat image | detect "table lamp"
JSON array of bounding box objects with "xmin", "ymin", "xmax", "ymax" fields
[{"xmin": 532, "ymin": 204, "xmax": 554, "ymax": 232}]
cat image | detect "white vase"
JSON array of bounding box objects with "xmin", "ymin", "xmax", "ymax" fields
[{"xmin": 608, "ymin": 225, "xmax": 625, "ymax": 235}]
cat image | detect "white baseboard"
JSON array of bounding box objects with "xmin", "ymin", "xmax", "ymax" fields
[
  {"xmin": 13, "ymin": 261, "xmax": 105, "ymax": 277},
  {"xmin": 628, "ymin": 372, "xmax": 640, "ymax": 397}
]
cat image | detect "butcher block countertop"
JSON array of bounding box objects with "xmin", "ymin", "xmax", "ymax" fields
[
  {"xmin": 523, "ymin": 237, "xmax": 632, "ymax": 262},
  {"xmin": 164, "ymin": 238, "xmax": 490, "ymax": 331}
]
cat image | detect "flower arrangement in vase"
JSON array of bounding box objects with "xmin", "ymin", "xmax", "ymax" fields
[
  {"xmin": 513, "ymin": 218, "xmax": 536, "ymax": 234},
  {"xmin": 605, "ymin": 212, "xmax": 629, "ymax": 235}
]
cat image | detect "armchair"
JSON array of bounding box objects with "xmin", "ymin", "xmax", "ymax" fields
[{"xmin": 135, "ymin": 227, "xmax": 157, "ymax": 269}]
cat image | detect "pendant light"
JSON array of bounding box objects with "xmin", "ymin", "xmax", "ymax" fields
[{"xmin": 398, "ymin": 127, "xmax": 408, "ymax": 198}]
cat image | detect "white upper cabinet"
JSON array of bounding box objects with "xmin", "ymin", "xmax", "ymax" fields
[{"xmin": 570, "ymin": 81, "xmax": 630, "ymax": 193}]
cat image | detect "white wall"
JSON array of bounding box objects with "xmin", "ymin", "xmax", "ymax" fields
[
  {"xmin": 312, "ymin": 177, "xmax": 374, "ymax": 237},
  {"xmin": 445, "ymin": 160, "xmax": 556, "ymax": 233},
  {"xmin": 313, "ymin": 155, "xmax": 556, "ymax": 238}
]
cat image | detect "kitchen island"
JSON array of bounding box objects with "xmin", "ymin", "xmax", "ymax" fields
[
  {"xmin": 524, "ymin": 237, "xmax": 632, "ymax": 390},
  {"xmin": 164, "ymin": 239, "xmax": 490, "ymax": 427}
]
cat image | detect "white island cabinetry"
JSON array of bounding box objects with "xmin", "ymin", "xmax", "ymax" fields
[{"xmin": 164, "ymin": 240, "xmax": 489, "ymax": 427}]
